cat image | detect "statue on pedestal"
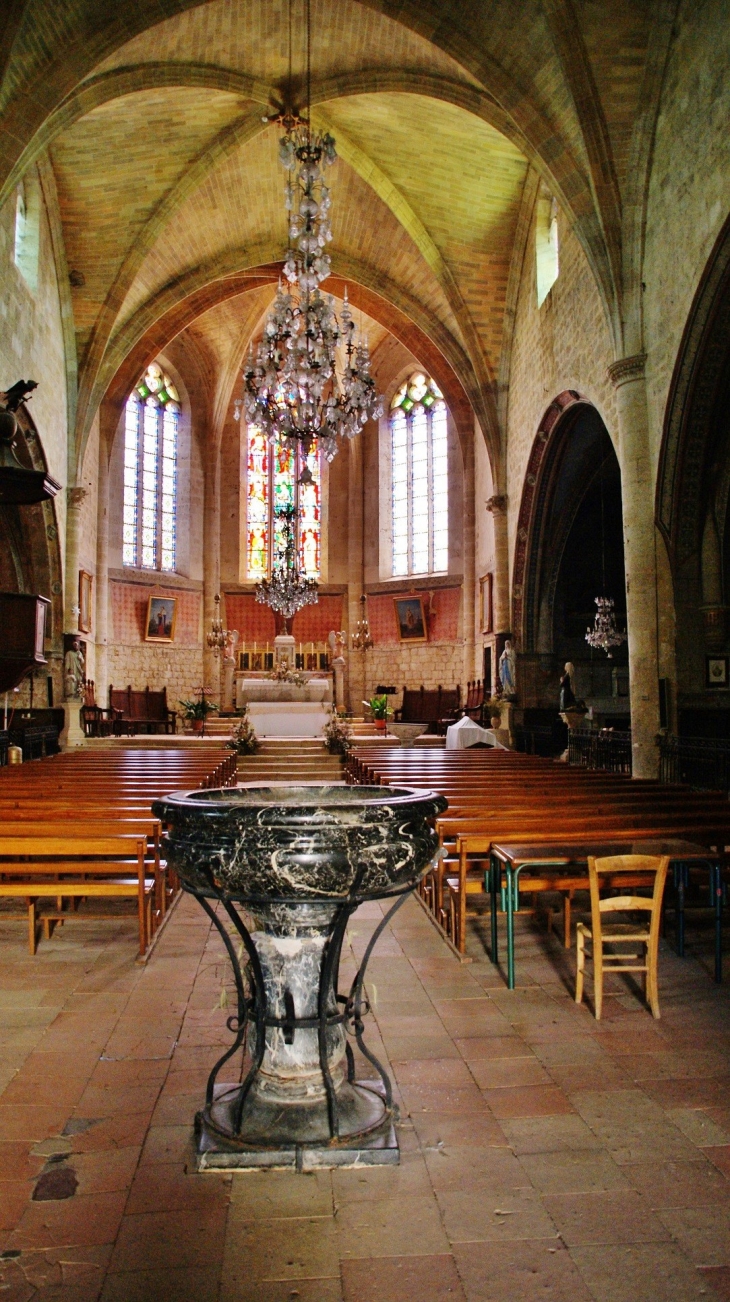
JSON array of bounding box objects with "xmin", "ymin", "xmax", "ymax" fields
[
  {"xmin": 63, "ymin": 637, "xmax": 84, "ymax": 701},
  {"xmin": 559, "ymin": 661, "xmax": 576, "ymax": 712},
  {"xmin": 498, "ymin": 638, "xmax": 517, "ymax": 699}
]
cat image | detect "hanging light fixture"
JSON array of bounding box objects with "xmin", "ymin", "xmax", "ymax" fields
[
  {"xmin": 255, "ymin": 505, "xmax": 318, "ymax": 625},
  {"xmin": 206, "ymin": 594, "xmax": 228, "ymax": 657},
  {"xmin": 351, "ymin": 593, "xmax": 373, "ymax": 651},
  {"xmin": 585, "ymin": 453, "xmax": 626, "ymax": 658},
  {"xmin": 234, "ymin": 0, "xmax": 382, "ymax": 461}
]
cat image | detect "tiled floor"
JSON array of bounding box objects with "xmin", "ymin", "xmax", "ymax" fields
[{"xmin": 0, "ymin": 892, "xmax": 728, "ymax": 1301}]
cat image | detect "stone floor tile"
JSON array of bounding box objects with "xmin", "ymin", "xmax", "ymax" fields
[
  {"xmin": 66, "ymin": 1113, "xmax": 151, "ymax": 1154},
  {"xmin": 656, "ymin": 1206, "xmax": 730, "ymax": 1267},
  {"xmin": 436, "ymin": 1187, "xmax": 558, "ymax": 1244},
  {"xmin": 223, "ymin": 1214, "xmax": 339, "ymax": 1281},
  {"xmin": 468, "ymin": 1055, "xmax": 550, "ymax": 1090},
  {"xmin": 392, "ymin": 1057, "xmax": 474, "ymax": 1088},
  {"xmin": 480, "ymin": 1084, "xmax": 573, "ymax": 1119},
  {"xmin": 697, "ymin": 1265, "xmax": 730, "ymax": 1300},
  {"xmin": 383, "ymin": 1034, "xmax": 462, "ymax": 1061},
  {"xmin": 110, "ymin": 1207, "xmax": 227, "ymax": 1272},
  {"xmin": 518, "ymin": 1148, "xmax": 630, "ymax": 1195},
  {"xmin": 341, "ymin": 1253, "xmax": 466, "ymax": 1301},
  {"xmin": 138, "ymin": 1123, "xmax": 196, "ymax": 1166},
  {"xmin": 72, "ymin": 1145, "xmax": 142, "ymax": 1196},
  {"xmin": 625, "ymin": 1158, "xmax": 730, "ymax": 1207},
  {"xmin": 229, "ymin": 1169, "xmax": 332, "ymax": 1218},
  {"xmin": 399, "ymin": 1082, "xmax": 489, "ymax": 1114},
  {"xmin": 332, "ymin": 1151, "xmax": 432, "ymax": 1203},
  {"xmin": 706, "ymin": 1146, "xmax": 730, "ymax": 1178},
  {"xmin": 542, "ymin": 1189, "xmax": 672, "ymax": 1246},
  {"xmin": 453, "ymin": 1035, "xmax": 527, "ymax": 1061},
  {"xmin": 0, "ymin": 1178, "xmax": 31, "ymax": 1230},
  {"xmin": 424, "ymin": 1143, "xmax": 532, "ymax": 1194},
  {"xmin": 221, "ymin": 1279, "xmax": 343, "ymax": 1302},
  {"xmin": 101, "ymin": 1265, "xmax": 221, "ymax": 1301},
  {"xmin": 336, "ymin": 1195, "xmax": 450, "ymax": 1258},
  {"xmin": 498, "ymin": 1114, "xmax": 602, "ymax": 1154},
  {"xmin": 569, "ymin": 1241, "xmax": 709, "ymax": 1301},
  {"xmin": 6, "ymin": 1190, "xmax": 127, "ymax": 1251},
  {"xmin": 125, "ymin": 1161, "xmax": 231, "ymax": 1214},
  {"xmin": 454, "ymin": 1239, "xmax": 594, "ymax": 1301},
  {"xmin": 410, "ymin": 1112, "xmax": 509, "ymax": 1150}
]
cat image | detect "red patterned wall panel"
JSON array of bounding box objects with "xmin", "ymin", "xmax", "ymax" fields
[
  {"xmin": 222, "ymin": 593, "xmax": 343, "ymax": 644},
  {"xmin": 368, "ymin": 587, "xmax": 461, "ymax": 646},
  {"xmin": 110, "ymin": 582, "xmax": 200, "ymax": 646}
]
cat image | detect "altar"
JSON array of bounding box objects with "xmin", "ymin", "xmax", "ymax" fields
[{"xmin": 235, "ymin": 674, "xmax": 332, "ymax": 738}]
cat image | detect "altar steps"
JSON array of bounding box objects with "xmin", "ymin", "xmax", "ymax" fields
[{"xmin": 235, "ymin": 739, "xmax": 344, "ymax": 784}]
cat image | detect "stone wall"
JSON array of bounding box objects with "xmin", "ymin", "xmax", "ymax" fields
[
  {"xmin": 505, "ymin": 202, "xmax": 617, "ymax": 582},
  {"xmin": 643, "ymin": 0, "xmax": 730, "ymax": 472}
]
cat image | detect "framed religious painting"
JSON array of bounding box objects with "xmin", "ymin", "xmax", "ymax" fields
[
  {"xmin": 394, "ymin": 595, "xmax": 427, "ymax": 643},
  {"xmin": 706, "ymin": 655, "xmax": 729, "ymax": 689},
  {"xmin": 479, "ymin": 572, "xmax": 493, "ymax": 634},
  {"xmin": 78, "ymin": 570, "xmax": 93, "ymax": 634},
  {"xmin": 145, "ymin": 595, "xmax": 177, "ymax": 643}
]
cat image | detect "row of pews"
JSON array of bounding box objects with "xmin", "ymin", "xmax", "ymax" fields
[
  {"xmin": 0, "ymin": 745, "xmax": 235, "ymax": 955},
  {"xmin": 346, "ymin": 746, "xmax": 730, "ymax": 978}
]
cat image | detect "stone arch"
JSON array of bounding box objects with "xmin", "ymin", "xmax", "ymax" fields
[{"xmin": 656, "ymin": 209, "xmax": 730, "ymax": 709}]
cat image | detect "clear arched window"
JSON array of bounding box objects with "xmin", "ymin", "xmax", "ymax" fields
[
  {"xmin": 390, "ymin": 373, "xmax": 448, "ymax": 577},
  {"xmin": 246, "ymin": 427, "xmax": 321, "ymax": 579},
  {"xmin": 123, "ymin": 363, "xmax": 179, "ymax": 571}
]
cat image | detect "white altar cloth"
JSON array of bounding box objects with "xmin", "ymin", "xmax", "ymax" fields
[
  {"xmin": 237, "ymin": 677, "xmax": 331, "ymax": 708},
  {"xmin": 446, "ymin": 716, "xmax": 505, "ymax": 750},
  {"xmin": 246, "ymin": 701, "xmax": 329, "ymax": 738}
]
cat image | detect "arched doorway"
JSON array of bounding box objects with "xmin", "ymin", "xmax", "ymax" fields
[
  {"xmin": 657, "ymin": 212, "xmax": 730, "ymax": 738},
  {"xmin": 514, "ymin": 397, "xmax": 627, "ymax": 722}
]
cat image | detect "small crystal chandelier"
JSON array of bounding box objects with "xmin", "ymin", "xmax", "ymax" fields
[
  {"xmin": 351, "ymin": 594, "xmax": 373, "ymax": 651},
  {"xmin": 585, "ymin": 596, "xmax": 626, "ymax": 659},
  {"xmin": 234, "ymin": 3, "xmax": 382, "ymax": 461},
  {"xmin": 255, "ymin": 506, "xmax": 318, "ymax": 624},
  {"xmin": 206, "ymin": 594, "xmax": 228, "ymax": 657}
]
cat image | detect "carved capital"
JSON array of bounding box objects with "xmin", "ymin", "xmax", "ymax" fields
[
  {"xmin": 67, "ymin": 486, "xmax": 88, "ymax": 509},
  {"xmin": 485, "ymin": 494, "xmax": 507, "ymax": 515},
  {"xmin": 607, "ymin": 353, "xmax": 647, "ymax": 389}
]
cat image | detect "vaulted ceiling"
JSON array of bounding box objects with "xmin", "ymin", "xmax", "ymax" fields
[{"xmin": 0, "ymin": 0, "xmax": 666, "ymax": 478}]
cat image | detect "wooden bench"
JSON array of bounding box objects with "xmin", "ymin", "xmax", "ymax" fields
[
  {"xmin": 108, "ymin": 685, "xmax": 178, "ymax": 735},
  {"xmin": 395, "ymin": 684, "xmax": 461, "ymax": 734},
  {"xmin": 0, "ymin": 835, "xmax": 158, "ymax": 955}
]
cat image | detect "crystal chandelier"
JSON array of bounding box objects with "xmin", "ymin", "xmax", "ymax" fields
[
  {"xmin": 234, "ymin": 4, "xmax": 382, "ymax": 460},
  {"xmin": 255, "ymin": 506, "xmax": 318, "ymax": 624},
  {"xmin": 351, "ymin": 594, "xmax": 373, "ymax": 651},
  {"xmin": 585, "ymin": 596, "xmax": 626, "ymax": 658},
  {"xmin": 206, "ymin": 594, "xmax": 228, "ymax": 657}
]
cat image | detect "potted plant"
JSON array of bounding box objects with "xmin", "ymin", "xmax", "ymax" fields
[
  {"xmin": 179, "ymin": 693, "xmax": 218, "ymax": 734},
  {"xmin": 364, "ymin": 694, "xmax": 392, "ymax": 733},
  {"xmin": 486, "ymin": 696, "xmax": 502, "ymax": 729}
]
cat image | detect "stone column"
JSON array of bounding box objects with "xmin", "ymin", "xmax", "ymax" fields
[
  {"xmin": 486, "ymin": 495, "xmax": 509, "ymax": 633},
  {"xmin": 94, "ymin": 442, "xmax": 110, "ymax": 703},
  {"xmin": 64, "ymin": 486, "xmax": 86, "ymax": 634},
  {"xmin": 346, "ymin": 439, "xmax": 366, "ymax": 712},
  {"xmin": 203, "ymin": 445, "xmax": 221, "ymax": 699},
  {"xmin": 60, "ymin": 486, "xmax": 87, "ymax": 748},
  {"xmin": 462, "ymin": 428, "xmax": 477, "ymax": 684},
  {"xmin": 608, "ymin": 355, "xmax": 659, "ymax": 778}
]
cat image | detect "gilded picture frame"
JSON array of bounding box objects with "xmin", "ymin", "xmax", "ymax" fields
[
  {"xmin": 145, "ymin": 595, "xmax": 177, "ymax": 642},
  {"xmin": 394, "ymin": 595, "xmax": 427, "ymax": 643}
]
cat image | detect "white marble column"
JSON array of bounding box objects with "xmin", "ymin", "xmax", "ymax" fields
[
  {"xmin": 608, "ymin": 354, "xmax": 660, "ymax": 779},
  {"xmin": 346, "ymin": 438, "xmax": 366, "ymax": 712}
]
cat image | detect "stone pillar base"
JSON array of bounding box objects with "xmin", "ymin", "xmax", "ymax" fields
[
  {"xmin": 333, "ymin": 657, "xmax": 346, "ymax": 711},
  {"xmin": 59, "ymin": 700, "xmax": 85, "ymax": 749}
]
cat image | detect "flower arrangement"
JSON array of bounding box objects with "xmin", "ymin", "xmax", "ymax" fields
[
  {"xmin": 226, "ymin": 703, "xmax": 259, "ymax": 755},
  {"xmin": 269, "ymin": 659, "xmax": 306, "ymax": 686},
  {"xmin": 323, "ymin": 711, "xmax": 351, "ymax": 755}
]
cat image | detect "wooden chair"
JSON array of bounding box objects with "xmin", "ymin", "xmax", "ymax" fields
[{"xmin": 575, "ymin": 854, "xmax": 670, "ymax": 1019}]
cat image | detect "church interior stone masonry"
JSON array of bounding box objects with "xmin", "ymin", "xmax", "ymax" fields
[{"xmin": 1, "ymin": 2, "xmax": 730, "ymax": 1299}]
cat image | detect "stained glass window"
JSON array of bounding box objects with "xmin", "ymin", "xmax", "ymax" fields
[
  {"xmin": 390, "ymin": 373, "xmax": 448, "ymax": 577},
  {"xmin": 123, "ymin": 363, "xmax": 179, "ymax": 571},
  {"xmin": 245, "ymin": 427, "xmax": 321, "ymax": 579}
]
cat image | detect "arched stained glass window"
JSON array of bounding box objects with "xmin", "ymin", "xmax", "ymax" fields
[
  {"xmin": 123, "ymin": 363, "xmax": 179, "ymax": 571},
  {"xmin": 246, "ymin": 427, "xmax": 321, "ymax": 579},
  {"xmin": 390, "ymin": 373, "xmax": 448, "ymax": 577}
]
